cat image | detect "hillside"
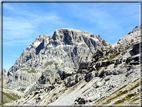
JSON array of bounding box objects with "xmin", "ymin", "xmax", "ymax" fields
[{"xmin": 2, "ymin": 26, "xmax": 141, "ymax": 106}]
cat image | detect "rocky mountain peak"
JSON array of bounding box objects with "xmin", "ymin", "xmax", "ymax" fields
[
  {"xmin": 6, "ymin": 28, "xmax": 110, "ymax": 87},
  {"xmin": 52, "ymin": 28, "xmax": 97, "ymax": 45}
]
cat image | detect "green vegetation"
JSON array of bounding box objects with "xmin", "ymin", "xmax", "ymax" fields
[
  {"xmin": 129, "ymin": 82, "xmax": 140, "ymax": 91},
  {"xmin": 82, "ymin": 88, "xmax": 89, "ymax": 94},
  {"xmin": 27, "ymin": 68, "xmax": 36, "ymax": 73},
  {"xmin": 113, "ymin": 92, "xmax": 139, "ymax": 104},
  {"xmin": 59, "ymin": 88, "xmax": 68, "ymax": 93},
  {"xmin": 80, "ymin": 84, "xmax": 86, "ymax": 89},
  {"xmin": 2, "ymin": 92, "xmax": 20, "ymax": 104},
  {"xmin": 42, "ymin": 61, "xmax": 54, "ymax": 69},
  {"xmin": 132, "ymin": 78, "xmax": 140, "ymax": 83},
  {"xmin": 92, "ymin": 53, "xmax": 97, "ymax": 58},
  {"xmin": 46, "ymin": 69, "xmax": 54, "ymax": 75},
  {"xmin": 3, "ymin": 86, "xmax": 12, "ymax": 90},
  {"xmin": 21, "ymin": 68, "xmax": 36, "ymax": 73},
  {"xmin": 61, "ymin": 63, "xmax": 66, "ymax": 68},
  {"xmin": 102, "ymin": 58, "xmax": 107, "ymax": 61},
  {"xmin": 17, "ymin": 88, "xmax": 26, "ymax": 92},
  {"xmin": 104, "ymin": 90, "xmax": 128, "ymax": 104},
  {"xmin": 55, "ymin": 63, "xmax": 58, "ymax": 70},
  {"xmin": 109, "ymin": 53, "xmax": 120, "ymax": 60},
  {"xmin": 46, "ymin": 69, "xmax": 52, "ymax": 72},
  {"xmin": 95, "ymin": 96, "xmax": 106, "ymax": 104},
  {"xmin": 105, "ymin": 65, "xmax": 109, "ymax": 69},
  {"xmin": 95, "ymin": 82, "xmax": 140, "ymax": 105},
  {"xmin": 21, "ymin": 68, "xmax": 29, "ymax": 71},
  {"xmin": 105, "ymin": 78, "xmax": 110, "ymax": 81},
  {"xmin": 109, "ymin": 84, "xmax": 127, "ymax": 97},
  {"xmin": 96, "ymin": 67, "xmax": 101, "ymax": 71},
  {"xmin": 53, "ymin": 93, "xmax": 57, "ymax": 96},
  {"xmin": 118, "ymin": 85, "xmax": 127, "ymax": 91},
  {"xmin": 131, "ymin": 97, "xmax": 139, "ymax": 102}
]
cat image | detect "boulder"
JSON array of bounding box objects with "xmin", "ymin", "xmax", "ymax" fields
[
  {"xmin": 85, "ymin": 72, "xmax": 94, "ymax": 82},
  {"xmin": 75, "ymin": 97, "xmax": 86, "ymax": 104},
  {"xmin": 132, "ymin": 43, "xmax": 140, "ymax": 54}
]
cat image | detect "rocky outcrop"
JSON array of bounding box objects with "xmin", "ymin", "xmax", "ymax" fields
[
  {"xmin": 113, "ymin": 26, "xmax": 140, "ymax": 48},
  {"xmin": 132, "ymin": 42, "xmax": 140, "ymax": 54},
  {"xmin": 8, "ymin": 29, "xmax": 110, "ymax": 77}
]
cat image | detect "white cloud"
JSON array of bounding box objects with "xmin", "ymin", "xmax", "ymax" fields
[{"xmin": 3, "ymin": 3, "xmax": 66, "ymax": 45}]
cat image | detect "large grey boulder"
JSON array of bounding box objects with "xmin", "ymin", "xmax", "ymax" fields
[{"xmin": 132, "ymin": 42, "xmax": 140, "ymax": 54}]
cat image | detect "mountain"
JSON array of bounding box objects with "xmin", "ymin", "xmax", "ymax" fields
[
  {"xmin": 3, "ymin": 26, "xmax": 141, "ymax": 106},
  {"xmin": 6, "ymin": 28, "xmax": 110, "ymax": 90}
]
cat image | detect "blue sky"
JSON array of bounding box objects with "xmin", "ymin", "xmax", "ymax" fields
[{"xmin": 3, "ymin": 3, "xmax": 139, "ymax": 72}]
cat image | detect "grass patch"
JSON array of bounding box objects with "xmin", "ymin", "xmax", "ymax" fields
[
  {"xmin": 129, "ymin": 82, "xmax": 140, "ymax": 91},
  {"xmin": 21, "ymin": 68, "xmax": 29, "ymax": 71},
  {"xmin": 102, "ymin": 58, "xmax": 107, "ymax": 61},
  {"xmin": 80, "ymin": 84, "xmax": 86, "ymax": 89},
  {"xmin": 52, "ymin": 93, "xmax": 57, "ymax": 97},
  {"xmin": 61, "ymin": 63, "xmax": 66, "ymax": 68},
  {"xmin": 105, "ymin": 66, "xmax": 107, "ymax": 69},
  {"xmin": 104, "ymin": 90, "xmax": 128, "ymax": 104},
  {"xmin": 59, "ymin": 88, "xmax": 68, "ymax": 93},
  {"xmin": 42, "ymin": 61, "xmax": 54, "ymax": 69},
  {"xmin": 109, "ymin": 84, "xmax": 127, "ymax": 96},
  {"xmin": 95, "ymin": 97, "xmax": 106, "ymax": 104},
  {"xmin": 131, "ymin": 97, "xmax": 139, "ymax": 102},
  {"xmin": 132, "ymin": 78, "xmax": 140, "ymax": 83},
  {"xmin": 2, "ymin": 92, "xmax": 19, "ymax": 104},
  {"xmin": 105, "ymin": 78, "xmax": 110, "ymax": 81},
  {"xmin": 21, "ymin": 68, "xmax": 36, "ymax": 73},
  {"xmin": 109, "ymin": 53, "xmax": 120, "ymax": 60},
  {"xmin": 55, "ymin": 63, "xmax": 58, "ymax": 70},
  {"xmin": 82, "ymin": 88, "xmax": 89, "ymax": 94},
  {"xmin": 114, "ymin": 92, "xmax": 138, "ymax": 104},
  {"xmin": 3, "ymin": 86, "xmax": 12, "ymax": 90},
  {"xmin": 27, "ymin": 68, "xmax": 36, "ymax": 73},
  {"xmin": 96, "ymin": 67, "xmax": 101, "ymax": 71},
  {"xmin": 46, "ymin": 69, "xmax": 54, "ymax": 75},
  {"xmin": 17, "ymin": 88, "xmax": 26, "ymax": 92}
]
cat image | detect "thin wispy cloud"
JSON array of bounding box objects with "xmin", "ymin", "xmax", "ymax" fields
[
  {"xmin": 65, "ymin": 3, "xmax": 139, "ymax": 43},
  {"xmin": 3, "ymin": 38, "xmax": 33, "ymax": 46},
  {"xmin": 3, "ymin": 3, "xmax": 139, "ymax": 72},
  {"xmin": 3, "ymin": 3, "xmax": 65, "ymax": 45}
]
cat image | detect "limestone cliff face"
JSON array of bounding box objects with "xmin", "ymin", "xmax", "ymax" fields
[
  {"xmin": 8, "ymin": 29, "xmax": 110, "ymax": 77},
  {"xmin": 0, "ymin": 69, "xmax": 8, "ymax": 84}
]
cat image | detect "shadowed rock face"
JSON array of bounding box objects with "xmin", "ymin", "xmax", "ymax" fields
[{"xmin": 8, "ymin": 28, "xmax": 110, "ymax": 77}]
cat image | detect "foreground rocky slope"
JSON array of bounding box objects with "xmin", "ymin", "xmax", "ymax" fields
[{"xmin": 3, "ymin": 26, "xmax": 141, "ymax": 106}]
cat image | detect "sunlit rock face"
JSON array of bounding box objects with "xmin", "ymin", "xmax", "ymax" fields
[{"xmin": 8, "ymin": 28, "xmax": 110, "ymax": 77}]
